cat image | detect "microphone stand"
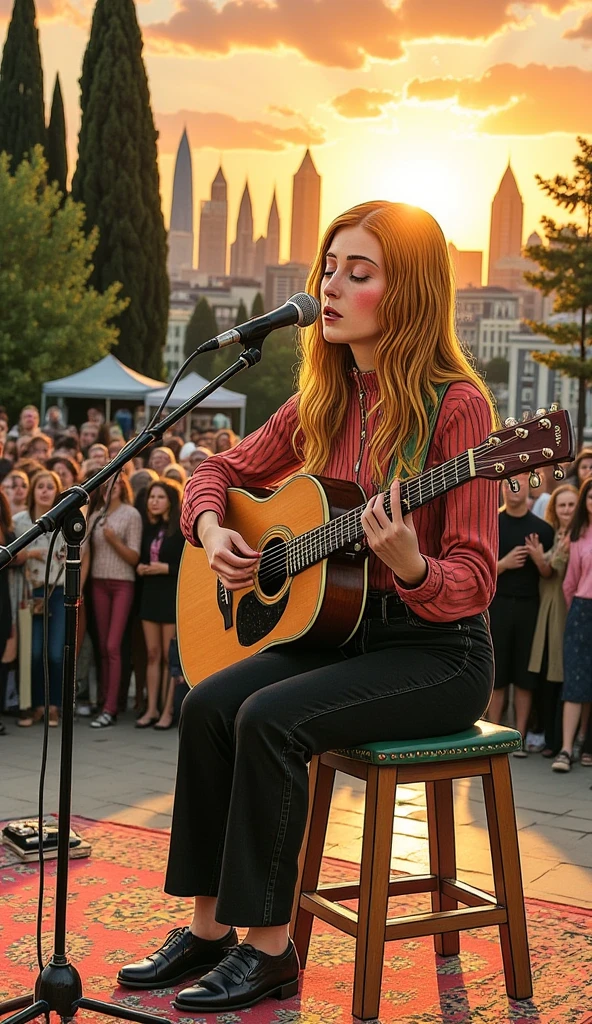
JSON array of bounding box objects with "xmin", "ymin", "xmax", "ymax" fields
[{"xmin": 0, "ymin": 345, "xmax": 263, "ymax": 1024}]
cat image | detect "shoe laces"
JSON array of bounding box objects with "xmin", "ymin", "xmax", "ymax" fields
[
  {"xmin": 160, "ymin": 926, "xmax": 190, "ymax": 959},
  {"xmin": 213, "ymin": 944, "xmax": 259, "ymax": 985}
]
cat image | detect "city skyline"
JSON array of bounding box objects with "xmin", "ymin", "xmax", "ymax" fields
[{"xmin": 6, "ymin": 0, "xmax": 592, "ymax": 264}]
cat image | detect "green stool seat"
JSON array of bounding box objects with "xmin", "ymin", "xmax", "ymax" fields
[{"xmin": 338, "ymin": 719, "xmax": 521, "ymax": 765}]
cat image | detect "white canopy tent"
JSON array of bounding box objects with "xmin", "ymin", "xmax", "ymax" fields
[
  {"xmin": 145, "ymin": 371, "xmax": 247, "ymax": 438},
  {"xmin": 42, "ymin": 354, "xmax": 167, "ymax": 422}
]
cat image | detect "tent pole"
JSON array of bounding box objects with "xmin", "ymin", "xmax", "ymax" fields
[
  {"xmin": 105, "ymin": 397, "xmax": 111, "ymax": 423},
  {"xmin": 41, "ymin": 391, "xmax": 47, "ymax": 420},
  {"xmin": 239, "ymin": 405, "xmax": 245, "ymax": 438}
]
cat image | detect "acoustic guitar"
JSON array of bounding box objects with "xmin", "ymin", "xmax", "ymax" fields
[{"xmin": 177, "ymin": 408, "xmax": 574, "ymax": 687}]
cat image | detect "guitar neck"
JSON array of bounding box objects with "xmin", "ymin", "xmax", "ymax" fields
[{"xmin": 286, "ymin": 451, "xmax": 475, "ymax": 576}]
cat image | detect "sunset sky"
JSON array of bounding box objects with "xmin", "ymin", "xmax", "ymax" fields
[{"xmin": 2, "ymin": 0, "xmax": 592, "ymax": 273}]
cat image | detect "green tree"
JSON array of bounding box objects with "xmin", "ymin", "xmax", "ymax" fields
[
  {"xmin": 0, "ymin": 0, "xmax": 46, "ymax": 172},
  {"xmin": 251, "ymin": 291, "xmax": 264, "ymax": 318},
  {"xmin": 229, "ymin": 325, "xmax": 299, "ymax": 433},
  {"xmin": 184, "ymin": 298, "xmax": 219, "ymax": 380},
  {"xmin": 235, "ymin": 299, "xmax": 248, "ymax": 326},
  {"xmin": 0, "ymin": 148, "xmax": 127, "ymax": 418},
  {"xmin": 484, "ymin": 356, "xmax": 509, "ymax": 384},
  {"xmin": 71, "ymin": 0, "xmax": 168, "ymax": 379},
  {"xmin": 525, "ymin": 136, "xmax": 592, "ymax": 446},
  {"xmin": 46, "ymin": 73, "xmax": 67, "ymax": 195}
]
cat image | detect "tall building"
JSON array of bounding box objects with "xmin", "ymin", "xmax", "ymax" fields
[
  {"xmin": 253, "ymin": 191, "xmax": 281, "ymax": 284},
  {"xmin": 265, "ymin": 262, "xmax": 309, "ymax": 311},
  {"xmin": 290, "ymin": 149, "xmax": 321, "ymax": 267},
  {"xmin": 230, "ymin": 182, "xmax": 255, "ymax": 278},
  {"xmin": 168, "ymin": 128, "xmax": 194, "ymax": 278},
  {"xmin": 487, "ymin": 164, "xmax": 524, "ymax": 289},
  {"xmin": 448, "ymin": 243, "xmax": 482, "ymax": 289},
  {"xmin": 198, "ymin": 165, "xmax": 228, "ymax": 277}
]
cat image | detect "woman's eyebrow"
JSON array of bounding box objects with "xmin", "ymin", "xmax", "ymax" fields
[{"xmin": 325, "ymin": 252, "xmax": 379, "ymax": 267}]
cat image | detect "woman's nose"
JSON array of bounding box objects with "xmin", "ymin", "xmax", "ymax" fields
[{"xmin": 322, "ymin": 274, "xmax": 340, "ymax": 299}]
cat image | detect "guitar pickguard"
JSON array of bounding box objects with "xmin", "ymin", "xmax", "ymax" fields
[{"xmin": 236, "ymin": 590, "xmax": 290, "ymax": 647}]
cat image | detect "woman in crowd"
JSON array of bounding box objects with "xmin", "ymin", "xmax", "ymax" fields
[
  {"xmin": 87, "ymin": 475, "xmax": 143, "ymax": 728},
  {"xmin": 527, "ymin": 484, "xmax": 578, "ymax": 758},
  {"xmin": 148, "ymin": 446, "xmax": 176, "ymax": 475},
  {"xmin": 0, "ymin": 491, "xmax": 15, "ymax": 735},
  {"xmin": 163, "ymin": 463, "xmax": 187, "ymax": 488},
  {"xmin": 14, "ymin": 470, "xmax": 68, "ymax": 727},
  {"xmin": 215, "ymin": 429, "xmax": 239, "ymax": 454},
  {"xmin": 553, "ymin": 478, "xmax": 592, "ymax": 771},
  {"xmin": 1, "ymin": 469, "xmax": 29, "ymax": 516},
  {"xmin": 47, "ymin": 455, "xmax": 81, "ymax": 491},
  {"xmin": 135, "ymin": 479, "xmax": 184, "ymax": 728}
]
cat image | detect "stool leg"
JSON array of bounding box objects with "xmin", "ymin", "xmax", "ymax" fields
[
  {"xmin": 426, "ymin": 779, "xmax": 459, "ymax": 956},
  {"xmin": 353, "ymin": 765, "xmax": 397, "ymax": 1021},
  {"xmin": 290, "ymin": 755, "xmax": 336, "ymax": 968},
  {"xmin": 482, "ymin": 756, "xmax": 533, "ymax": 1000}
]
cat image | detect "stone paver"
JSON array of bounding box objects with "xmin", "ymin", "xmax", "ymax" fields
[{"xmin": 1, "ymin": 712, "xmax": 591, "ymax": 909}]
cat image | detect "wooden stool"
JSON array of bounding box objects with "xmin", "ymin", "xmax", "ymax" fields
[{"xmin": 291, "ymin": 721, "xmax": 533, "ymax": 1021}]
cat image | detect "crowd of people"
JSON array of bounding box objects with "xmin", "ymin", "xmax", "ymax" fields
[
  {"xmin": 0, "ymin": 401, "xmax": 591, "ymax": 779},
  {"xmin": 0, "ymin": 402, "xmax": 239, "ymax": 734}
]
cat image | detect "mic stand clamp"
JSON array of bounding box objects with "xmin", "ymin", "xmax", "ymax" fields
[{"xmin": 0, "ymin": 343, "xmax": 266, "ymax": 1024}]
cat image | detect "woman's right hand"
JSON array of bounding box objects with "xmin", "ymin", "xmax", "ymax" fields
[{"xmin": 201, "ymin": 524, "xmax": 261, "ymax": 591}]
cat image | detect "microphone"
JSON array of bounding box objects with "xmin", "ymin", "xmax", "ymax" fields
[{"xmin": 196, "ymin": 292, "xmax": 320, "ymax": 353}]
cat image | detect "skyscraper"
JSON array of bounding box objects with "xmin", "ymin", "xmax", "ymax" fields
[
  {"xmin": 448, "ymin": 243, "xmax": 482, "ymax": 289},
  {"xmin": 198, "ymin": 165, "xmax": 228, "ymax": 277},
  {"xmin": 487, "ymin": 164, "xmax": 524, "ymax": 289},
  {"xmin": 168, "ymin": 128, "xmax": 194, "ymax": 278},
  {"xmin": 290, "ymin": 149, "xmax": 321, "ymax": 267},
  {"xmin": 254, "ymin": 190, "xmax": 281, "ymax": 283},
  {"xmin": 230, "ymin": 182, "xmax": 255, "ymax": 278}
]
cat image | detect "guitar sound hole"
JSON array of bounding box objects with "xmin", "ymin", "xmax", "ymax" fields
[{"xmin": 258, "ymin": 536, "xmax": 288, "ymax": 598}]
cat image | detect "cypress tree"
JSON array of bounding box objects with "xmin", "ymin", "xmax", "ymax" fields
[
  {"xmin": 184, "ymin": 298, "xmax": 220, "ymax": 380},
  {"xmin": 0, "ymin": 0, "xmax": 46, "ymax": 171},
  {"xmin": 47, "ymin": 73, "xmax": 67, "ymax": 195},
  {"xmin": 235, "ymin": 299, "xmax": 248, "ymax": 326},
  {"xmin": 71, "ymin": 0, "xmax": 168, "ymax": 378},
  {"xmin": 251, "ymin": 291, "xmax": 264, "ymax": 318}
]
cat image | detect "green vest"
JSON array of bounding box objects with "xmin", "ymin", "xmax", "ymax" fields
[{"xmin": 387, "ymin": 382, "xmax": 450, "ymax": 484}]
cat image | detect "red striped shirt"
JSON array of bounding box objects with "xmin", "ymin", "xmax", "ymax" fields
[{"xmin": 181, "ymin": 371, "xmax": 499, "ymax": 622}]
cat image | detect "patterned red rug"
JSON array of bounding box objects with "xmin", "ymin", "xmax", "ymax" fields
[{"xmin": 1, "ymin": 816, "xmax": 591, "ymax": 1024}]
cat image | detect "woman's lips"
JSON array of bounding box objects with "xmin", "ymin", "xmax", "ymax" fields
[{"xmin": 323, "ymin": 307, "xmax": 343, "ymax": 321}]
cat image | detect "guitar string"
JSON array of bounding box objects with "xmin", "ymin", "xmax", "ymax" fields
[{"xmin": 255, "ymin": 439, "xmax": 559, "ymax": 583}]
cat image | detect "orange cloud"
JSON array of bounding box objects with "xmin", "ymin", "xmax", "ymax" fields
[
  {"xmin": 143, "ymin": 0, "xmax": 588, "ymax": 68},
  {"xmin": 155, "ymin": 109, "xmax": 325, "ymax": 152},
  {"xmin": 331, "ymin": 88, "xmax": 398, "ymax": 119},
  {"xmin": 0, "ymin": 0, "xmax": 86, "ymax": 22},
  {"xmin": 564, "ymin": 11, "xmax": 592, "ymax": 40},
  {"xmin": 406, "ymin": 63, "xmax": 592, "ymax": 134}
]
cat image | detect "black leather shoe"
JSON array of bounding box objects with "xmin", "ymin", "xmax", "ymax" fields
[
  {"xmin": 173, "ymin": 940, "xmax": 300, "ymax": 1011},
  {"xmin": 117, "ymin": 925, "xmax": 238, "ymax": 989}
]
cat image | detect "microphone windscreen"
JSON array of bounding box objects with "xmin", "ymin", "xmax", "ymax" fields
[{"xmin": 289, "ymin": 293, "xmax": 321, "ymax": 328}]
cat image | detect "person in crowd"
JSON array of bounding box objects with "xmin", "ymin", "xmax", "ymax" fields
[
  {"xmin": 163, "ymin": 463, "xmax": 187, "ymax": 488},
  {"xmin": 187, "ymin": 447, "xmax": 211, "ymax": 475},
  {"xmin": 46, "ymin": 455, "xmax": 81, "ymax": 491},
  {"xmin": 14, "ymin": 470, "xmax": 72, "ymax": 726},
  {"xmin": 7, "ymin": 405, "xmax": 40, "ymax": 441},
  {"xmin": 215, "ymin": 429, "xmax": 239, "ymax": 453},
  {"xmin": 527, "ymin": 485, "xmax": 578, "ymax": 757},
  {"xmin": 0, "ymin": 419, "xmax": 12, "ymax": 481},
  {"xmin": 108, "ymin": 438, "xmax": 125, "ymax": 459},
  {"xmin": 1, "ymin": 469, "xmax": 29, "ymax": 516},
  {"xmin": 135, "ymin": 479, "xmax": 184, "ymax": 728},
  {"xmin": 43, "ymin": 406, "xmax": 66, "ymax": 438},
  {"xmin": 211, "ymin": 412, "xmax": 232, "ymax": 431},
  {"xmin": 553, "ymin": 478, "xmax": 592, "ymax": 771},
  {"xmin": 195, "ymin": 429, "xmax": 217, "ymax": 453},
  {"xmin": 130, "ymin": 468, "xmax": 159, "ymax": 501},
  {"xmin": 15, "ymin": 435, "xmax": 34, "ymax": 460},
  {"xmin": 86, "ymin": 442, "xmax": 109, "ymax": 470},
  {"xmin": 565, "ymin": 448, "xmax": 592, "ymax": 491},
  {"xmin": 531, "ymin": 465, "xmax": 555, "ymax": 520},
  {"xmin": 487, "ymin": 474, "xmax": 554, "ymax": 754},
  {"xmin": 0, "ymin": 490, "xmax": 15, "ymax": 735},
  {"xmin": 26, "ymin": 433, "xmax": 54, "ymax": 465},
  {"xmin": 79, "ymin": 421, "xmax": 100, "ymax": 454},
  {"xmin": 87, "ymin": 407, "xmax": 105, "ymax": 426},
  {"xmin": 179, "ymin": 442, "xmax": 197, "ymax": 473},
  {"xmin": 53, "ymin": 435, "xmax": 83, "ymax": 463},
  {"xmin": 114, "ymin": 408, "xmax": 134, "ymax": 440},
  {"xmin": 14, "ymin": 458, "xmax": 44, "ymax": 481},
  {"xmin": 164, "ymin": 436, "xmax": 184, "ymax": 463},
  {"xmin": 87, "ymin": 475, "xmax": 142, "ymax": 728},
  {"xmin": 148, "ymin": 446, "xmax": 176, "ymax": 475}
]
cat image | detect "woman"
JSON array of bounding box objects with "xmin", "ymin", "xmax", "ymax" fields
[
  {"xmin": 14, "ymin": 470, "xmax": 67, "ymax": 727},
  {"xmin": 215, "ymin": 429, "xmax": 239, "ymax": 453},
  {"xmin": 163, "ymin": 462, "xmax": 187, "ymax": 488},
  {"xmin": 118, "ymin": 201, "xmax": 498, "ymax": 1010},
  {"xmin": 526, "ymin": 485, "xmax": 578, "ymax": 757},
  {"xmin": 553, "ymin": 478, "xmax": 592, "ymax": 772},
  {"xmin": 135, "ymin": 479, "xmax": 184, "ymax": 728},
  {"xmin": 0, "ymin": 491, "xmax": 15, "ymax": 735},
  {"xmin": 87, "ymin": 475, "xmax": 142, "ymax": 728},
  {"xmin": 46, "ymin": 455, "xmax": 80, "ymax": 491},
  {"xmin": 1, "ymin": 469, "xmax": 29, "ymax": 516}
]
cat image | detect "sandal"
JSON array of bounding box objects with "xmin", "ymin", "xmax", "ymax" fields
[
  {"xmin": 552, "ymin": 750, "xmax": 572, "ymax": 773},
  {"xmin": 580, "ymin": 752, "xmax": 592, "ymax": 767}
]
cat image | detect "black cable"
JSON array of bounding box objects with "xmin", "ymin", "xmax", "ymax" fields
[{"xmin": 144, "ymin": 346, "xmax": 214, "ymax": 433}]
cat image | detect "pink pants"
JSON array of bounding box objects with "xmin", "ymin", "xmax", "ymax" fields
[{"xmin": 91, "ymin": 579, "xmax": 135, "ymax": 716}]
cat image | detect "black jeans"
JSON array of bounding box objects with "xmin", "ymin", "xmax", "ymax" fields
[{"xmin": 165, "ymin": 597, "xmax": 493, "ymax": 926}]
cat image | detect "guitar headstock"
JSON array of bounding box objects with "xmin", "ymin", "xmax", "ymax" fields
[{"xmin": 475, "ymin": 407, "xmax": 575, "ymax": 483}]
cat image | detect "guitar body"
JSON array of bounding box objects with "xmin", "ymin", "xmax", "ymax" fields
[{"xmin": 177, "ymin": 475, "xmax": 368, "ymax": 687}]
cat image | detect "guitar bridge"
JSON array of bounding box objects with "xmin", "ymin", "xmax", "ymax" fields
[{"xmin": 217, "ymin": 579, "xmax": 233, "ymax": 631}]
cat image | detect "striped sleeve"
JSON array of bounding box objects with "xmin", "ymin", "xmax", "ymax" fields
[
  {"xmin": 180, "ymin": 395, "xmax": 303, "ymax": 545},
  {"xmin": 394, "ymin": 388, "xmax": 498, "ymax": 621}
]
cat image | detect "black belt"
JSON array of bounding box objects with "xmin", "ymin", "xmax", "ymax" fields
[{"xmin": 364, "ymin": 590, "xmax": 406, "ymax": 621}]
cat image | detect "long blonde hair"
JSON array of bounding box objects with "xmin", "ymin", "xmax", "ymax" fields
[{"xmin": 296, "ymin": 201, "xmax": 496, "ymax": 483}]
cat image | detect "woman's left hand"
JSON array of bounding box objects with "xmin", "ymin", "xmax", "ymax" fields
[
  {"xmin": 103, "ymin": 526, "xmax": 116, "ymax": 544},
  {"xmin": 361, "ymin": 480, "xmax": 427, "ymax": 586},
  {"xmin": 141, "ymin": 561, "xmax": 168, "ymax": 575}
]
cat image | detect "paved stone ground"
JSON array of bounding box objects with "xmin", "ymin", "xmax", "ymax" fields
[{"xmin": 1, "ymin": 712, "xmax": 591, "ymax": 910}]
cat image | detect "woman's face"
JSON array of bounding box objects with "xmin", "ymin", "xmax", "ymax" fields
[
  {"xmin": 53, "ymin": 461, "xmax": 75, "ymax": 490},
  {"xmin": 555, "ymin": 490, "xmax": 577, "ymax": 528},
  {"xmin": 216, "ymin": 432, "xmax": 232, "ymax": 452},
  {"xmin": 3, "ymin": 474, "xmax": 28, "ymax": 505},
  {"xmin": 586, "ymin": 485, "xmax": 592, "ymax": 521},
  {"xmin": 147, "ymin": 486, "xmax": 170, "ymax": 520},
  {"xmin": 149, "ymin": 449, "xmax": 172, "ymax": 473},
  {"xmin": 34, "ymin": 475, "xmax": 57, "ymax": 509},
  {"xmin": 577, "ymin": 457, "xmax": 592, "ymax": 483},
  {"xmin": 321, "ymin": 225, "xmax": 386, "ymax": 365}
]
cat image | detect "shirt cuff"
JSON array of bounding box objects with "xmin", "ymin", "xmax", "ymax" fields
[
  {"xmin": 393, "ymin": 556, "xmax": 443, "ymax": 606},
  {"xmin": 181, "ymin": 500, "xmax": 222, "ymax": 547}
]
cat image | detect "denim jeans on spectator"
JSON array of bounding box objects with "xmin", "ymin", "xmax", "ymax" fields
[{"xmin": 31, "ymin": 585, "xmax": 65, "ymax": 708}]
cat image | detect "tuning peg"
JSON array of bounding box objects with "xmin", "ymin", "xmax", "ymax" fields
[
  {"xmin": 553, "ymin": 465, "xmax": 565, "ymax": 480},
  {"xmin": 536, "ymin": 408, "xmax": 547, "ymax": 416},
  {"xmin": 522, "ymin": 410, "xmax": 532, "ymax": 421},
  {"xmin": 529, "ymin": 472, "xmax": 541, "ymax": 488},
  {"xmin": 504, "ymin": 417, "xmax": 518, "ymax": 427},
  {"xmin": 549, "ymin": 402, "xmax": 559, "ymax": 412},
  {"xmin": 508, "ymin": 478, "xmax": 520, "ymax": 493}
]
